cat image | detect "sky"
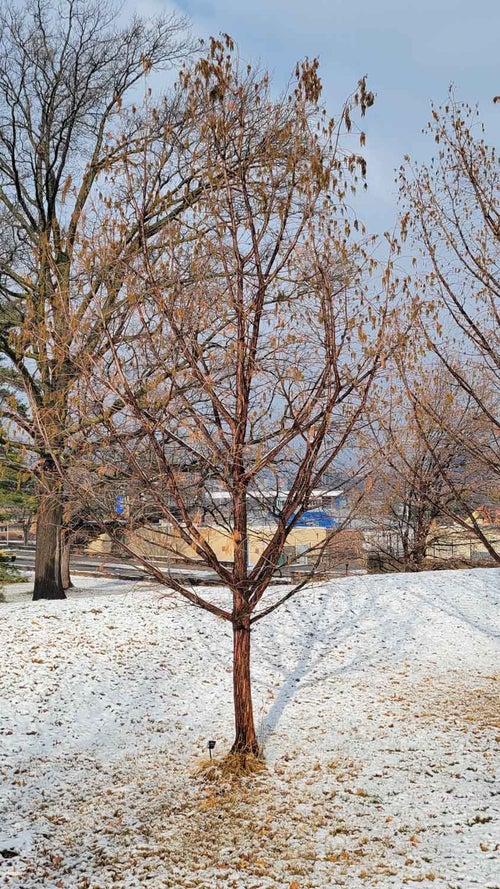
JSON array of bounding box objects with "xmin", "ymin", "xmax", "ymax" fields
[{"xmin": 124, "ymin": 0, "xmax": 500, "ymax": 236}]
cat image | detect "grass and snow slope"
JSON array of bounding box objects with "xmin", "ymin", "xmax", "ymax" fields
[{"xmin": 0, "ymin": 569, "xmax": 499, "ymax": 888}]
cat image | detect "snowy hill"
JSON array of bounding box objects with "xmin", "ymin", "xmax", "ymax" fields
[{"xmin": 1, "ymin": 569, "xmax": 499, "ymax": 888}]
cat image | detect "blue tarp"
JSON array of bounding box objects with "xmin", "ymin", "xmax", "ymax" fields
[{"xmin": 293, "ymin": 510, "xmax": 338, "ymax": 529}]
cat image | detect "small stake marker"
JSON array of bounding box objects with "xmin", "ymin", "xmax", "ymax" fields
[{"xmin": 208, "ymin": 740, "xmax": 216, "ymax": 760}]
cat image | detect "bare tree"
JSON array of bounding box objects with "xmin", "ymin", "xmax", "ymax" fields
[
  {"xmin": 365, "ymin": 368, "xmax": 492, "ymax": 569},
  {"xmin": 400, "ymin": 367, "xmax": 500, "ymax": 563},
  {"xmin": 398, "ymin": 92, "xmax": 499, "ymax": 547},
  {"xmin": 48, "ymin": 41, "xmax": 390, "ymax": 759},
  {"xmin": 0, "ymin": 0, "xmax": 194, "ymax": 599}
]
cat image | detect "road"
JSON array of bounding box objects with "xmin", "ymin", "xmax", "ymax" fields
[
  {"xmin": 3, "ymin": 544, "xmax": 361, "ymax": 585},
  {"xmin": 2, "ymin": 544, "xmax": 225, "ymax": 585}
]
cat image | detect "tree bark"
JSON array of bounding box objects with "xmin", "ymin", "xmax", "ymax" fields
[
  {"xmin": 60, "ymin": 530, "xmax": 73, "ymax": 590},
  {"xmin": 230, "ymin": 615, "xmax": 259, "ymax": 755},
  {"xmin": 33, "ymin": 490, "xmax": 66, "ymax": 600}
]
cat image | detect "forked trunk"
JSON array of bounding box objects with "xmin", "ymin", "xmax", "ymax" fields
[
  {"xmin": 231, "ymin": 616, "xmax": 259, "ymax": 755},
  {"xmin": 33, "ymin": 490, "xmax": 66, "ymax": 600}
]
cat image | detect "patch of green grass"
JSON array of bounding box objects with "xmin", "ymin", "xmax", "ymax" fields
[{"xmin": 0, "ymin": 564, "xmax": 25, "ymax": 589}]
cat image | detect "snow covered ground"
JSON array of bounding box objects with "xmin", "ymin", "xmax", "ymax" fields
[{"xmin": 0, "ymin": 569, "xmax": 499, "ymax": 888}]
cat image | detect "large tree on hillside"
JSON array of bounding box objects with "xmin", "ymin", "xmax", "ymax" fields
[
  {"xmin": 398, "ymin": 93, "xmax": 499, "ymax": 549},
  {"xmin": 45, "ymin": 41, "xmax": 391, "ymax": 758},
  {"xmin": 0, "ymin": 0, "xmax": 194, "ymax": 599}
]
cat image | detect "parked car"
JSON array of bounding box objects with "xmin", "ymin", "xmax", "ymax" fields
[{"xmin": 0, "ymin": 548, "xmax": 16, "ymax": 563}]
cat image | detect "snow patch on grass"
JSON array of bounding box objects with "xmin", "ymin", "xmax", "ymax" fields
[{"xmin": 0, "ymin": 569, "xmax": 499, "ymax": 887}]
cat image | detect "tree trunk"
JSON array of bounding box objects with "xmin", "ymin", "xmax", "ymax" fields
[
  {"xmin": 33, "ymin": 490, "xmax": 66, "ymax": 600},
  {"xmin": 230, "ymin": 615, "xmax": 259, "ymax": 755},
  {"xmin": 407, "ymin": 527, "xmax": 428, "ymax": 571},
  {"xmin": 60, "ymin": 530, "xmax": 73, "ymax": 590}
]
